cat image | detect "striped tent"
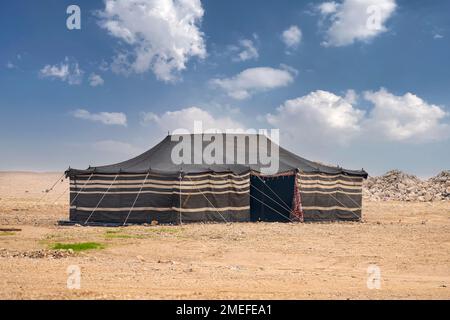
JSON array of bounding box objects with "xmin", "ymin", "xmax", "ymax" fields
[{"xmin": 65, "ymin": 134, "xmax": 367, "ymax": 224}]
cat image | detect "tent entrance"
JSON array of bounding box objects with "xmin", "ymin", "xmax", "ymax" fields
[{"xmin": 250, "ymin": 174, "xmax": 294, "ymax": 222}]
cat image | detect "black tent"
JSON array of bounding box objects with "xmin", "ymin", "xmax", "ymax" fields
[{"xmin": 65, "ymin": 134, "xmax": 367, "ymax": 224}]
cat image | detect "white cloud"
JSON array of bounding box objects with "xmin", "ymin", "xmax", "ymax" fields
[
  {"xmin": 211, "ymin": 67, "xmax": 295, "ymax": 100},
  {"xmin": 141, "ymin": 106, "xmax": 244, "ymax": 132},
  {"xmin": 265, "ymin": 88, "xmax": 449, "ymax": 145},
  {"xmin": 317, "ymin": 0, "xmax": 397, "ymax": 47},
  {"xmin": 267, "ymin": 90, "xmax": 365, "ymax": 145},
  {"xmin": 344, "ymin": 89, "xmax": 358, "ymax": 104},
  {"xmin": 433, "ymin": 33, "xmax": 444, "ymax": 40},
  {"xmin": 71, "ymin": 109, "xmax": 127, "ymax": 126},
  {"xmin": 93, "ymin": 140, "xmax": 144, "ymax": 156},
  {"xmin": 282, "ymin": 25, "xmax": 302, "ymax": 49},
  {"xmin": 6, "ymin": 61, "xmax": 15, "ymax": 69},
  {"xmin": 363, "ymin": 88, "xmax": 449, "ymax": 142},
  {"xmin": 230, "ymin": 38, "xmax": 259, "ymax": 62},
  {"xmin": 98, "ymin": 0, "xmax": 206, "ymax": 82},
  {"xmin": 317, "ymin": 1, "xmax": 338, "ymax": 15},
  {"xmin": 89, "ymin": 73, "xmax": 104, "ymax": 87},
  {"xmin": 39, "ymin": 57, "xmax": 83, "ymax": 85}
]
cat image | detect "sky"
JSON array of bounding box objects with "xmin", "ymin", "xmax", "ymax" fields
[{"xmin": 0, "ymin": 0, "xmax": 449, "ymax": 177}]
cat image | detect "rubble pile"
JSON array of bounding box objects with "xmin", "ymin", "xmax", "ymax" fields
[
  {"xmin": 363, "ymin": 170, "xmax": 450, "ymax": 202},
  {"xmin": 0, "ymin": 248, "xmax": 74, "ymax": 259}
]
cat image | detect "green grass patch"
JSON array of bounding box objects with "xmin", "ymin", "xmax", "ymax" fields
[
  {"xmin": 51, "ymin": 242, "xmax": 104, "ymax": 251},
  {"xmin": 145, "ymin": 227, "xmax": 180, "ymax": 234},
  {"xmin": 105, "ymin": 230, "xmax": 122, "ymax": 234},
  {"xmin": 105, "ymin": 233, "xmax": 138, "ymax": 239},
  {"xmin": 103, "ymin": 227, "xmax": 181, "ymax": 240},
  {"xmin": 0, "ymin": 231, "xmax": 15, "ymax": 236}
]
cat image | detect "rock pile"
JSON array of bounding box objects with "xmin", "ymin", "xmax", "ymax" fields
[
  {"xmin": 363, "ymin": 170, "xmax": 450, "ymax": 202},
  {"xmin": 0, "ymin": 248, "xmax": 74, "ymax": 259}
]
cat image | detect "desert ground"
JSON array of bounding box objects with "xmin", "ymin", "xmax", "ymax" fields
[{"xmin": 0, "ymin": 171, "xmax": 449, "ymax": 299}]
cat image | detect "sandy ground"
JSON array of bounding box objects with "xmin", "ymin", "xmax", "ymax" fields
[{"xmin": 0, "ymin": 171, "xmax": 449, "ymax": 299}]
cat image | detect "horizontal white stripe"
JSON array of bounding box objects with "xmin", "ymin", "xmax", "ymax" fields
[
  {"xmin": 71, "ymin": 177, "xmax": 249, "ymax": 186},
  {"xmin": 71, "ymin": 182, "xmax": 250, "ymax": 190},
  {"xmin": 299, "ymin": 179, "xmax": 362, "ymax": 186},
  {"xmin": 73, "ymin": 172, "xmax": 251, "ymax": 179},
  {"xmin": 70, "ymin": 205, "xmax": 250, "ymax": 213},
  {"xmin": 298, "ymin": 183, "xmax": 361, "ymax": 190},
  {"xmin": 298, "ymin": 173, "xmax": 363, "ymax": 180},
  {"xmin": 302, "ymin": 206, "xmax": 361, "ymax": 211},
  {"xmin": 70, "ymin": 189, "xmax": 249, "ymax": 195},
  {"xmin": 300, "ymin": 190, "xmax": 362, "ymax": 195}
]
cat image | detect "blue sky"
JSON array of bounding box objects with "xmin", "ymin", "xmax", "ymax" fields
[{"xmin": 1, "ymin": 0, "xmax": 449, "ymax": 177}]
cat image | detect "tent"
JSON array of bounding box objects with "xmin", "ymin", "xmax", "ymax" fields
[{"xmin": 65, "ymin": 134, "xmax": 367, "ymax": 224}]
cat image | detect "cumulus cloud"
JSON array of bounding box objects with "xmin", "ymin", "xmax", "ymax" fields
[
  {"xmin": 98, "ymin": 0, "xmax": 206, "ymax": 82},
  {"xmin": 230, "ymin": 38, "xmax": 259, "ymax": 62},
  {"xmin": 71, "ymin": 109, "xmax": 127, "ymax": 126},
  {"xmin": 266, "ymin": 88, "xmax": 449, "ymax": 145},
  {"xmin": 39, "ymin": 57, "xmax": 83, "ymax": 85},
  {"xmin": 89, "ymin": 73, "xmax": 104, "ymax": 87},
  {"xmin": 317, "ymin": 1, "xmax": 339, "ymax": 15},
  {"xmin": 317, "ymin": 0, "xmax": 397, "ymax": 47},
  {"xmin": 281, "ymin": 25, "xmax": 302, "ymax": 49},
  {"xmin": 141, "ymin": 106, "xmax": 244, "ymax": 132},
  {"xmin": 267, "ymin": 90, "xmax": 365, "ymax": 145},
  {"xmin": 363, "ymin": 89, "xmax": 449, "ymax": 142},
  {"xmin": 211, "ymin": 66, "xmax": 296, "ymax": 100}
]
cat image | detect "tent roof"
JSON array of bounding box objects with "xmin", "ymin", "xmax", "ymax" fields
[{"xmin": 66, "ymin": 134, "xmax": 368, "ymax": 178}]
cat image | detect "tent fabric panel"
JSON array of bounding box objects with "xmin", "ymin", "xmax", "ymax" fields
[
  {"xmin": 180, "ymin": 191, "xmax": 249, "ymax": 210},
  {"xmin": 69, "ymin": 172, "xmax": 250, "ymax": 224},
  {"xmin": 300, "ymin": 193, "xmax": 362, "ymax": 211},
  {"xmin": 298, "ymin": 173, "xmax": 363, "ymax": 221},
  {"xmin": 71, "ymin": 193, "xmax": 177, "ymax": 209}
]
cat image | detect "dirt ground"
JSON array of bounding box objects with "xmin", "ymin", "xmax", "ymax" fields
[{"xmin": 0, "ymin": 171, "xmax": 449, "ymax": 299}]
